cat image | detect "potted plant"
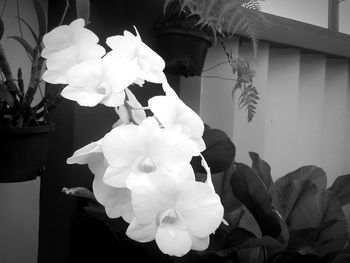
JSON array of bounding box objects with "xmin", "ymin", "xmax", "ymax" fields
[
  {"xmin": 0, "ymin": 0, "xmax": 89, "ymax": 183},
  {"xmin": 155, "ymin": 0, "xmax": 266, "ymax": 122}
]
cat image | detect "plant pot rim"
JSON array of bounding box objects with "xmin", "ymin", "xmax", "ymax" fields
[
  {"xmin": 156, "ymin": 28, "xmax": 213, "ymax": 46},
  {"xmin": 0, "ymin": 122, "xmax": 55, "ymax": 134}
]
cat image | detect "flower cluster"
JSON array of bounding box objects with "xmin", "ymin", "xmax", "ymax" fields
[{"xmin": 42, "ymin": 19, "xmax": 224, "ymax": 257}]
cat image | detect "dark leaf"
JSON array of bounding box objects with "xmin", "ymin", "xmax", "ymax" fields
[
  {"xmin": 32, "ymin": 0, "xmax": 47, "ymax": 41},
  {"xmin": 287, "ymin": 190, "xmax": 347, "ymax": 257},
  {"xmin": 249, "ymin": 152, "xmax": 273, "ymax": 188},
  {"xmin": 288, "ymin": 228, "xmax": 318, "ymax": 250},
  {"xmin": 270, "ymin": 166, "xmax": 327, "ymax": 220},
  {"xmin": 329, "ymin": 174, "xmax": 350, "ymax": 206},
  {"xmin": 76, "ymin": 0, "xmax": 90, "ymax": 25},
  {"xmin": 8, "ymin": 36, "xmax": 34, "ymax": 58},
  {"xmin": 191, "ymin": 128, "xmax": 235, "ymax": 173},
  {"xmin": 229, "ymin": 162, "xmax": 281, "ymax": 237},
  {"xmin": 0, "ymin": 83, "xmax": 15, "ymax": 107},
  {"xmin": 341, "ymin": 204, "xmax": 350, "ymax": 236},
  {"xmin": 268, "ymin": 251, "xmax": 322, "ymax": 263}
]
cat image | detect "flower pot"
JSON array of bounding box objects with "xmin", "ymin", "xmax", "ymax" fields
[
  {"xmin": 0, "ymin": 123, "xmax": 55, "ymax": 183},
  {"xmin": 155, "ymin": 28, "xmax": 212, "ymax": 77}
]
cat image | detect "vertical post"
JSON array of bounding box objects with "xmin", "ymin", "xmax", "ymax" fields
[{"xmin": 328, "ymin": 0, "xmax": 339, "ymax": 31}]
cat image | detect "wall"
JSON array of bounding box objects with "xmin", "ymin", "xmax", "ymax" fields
[
  {"xmin": 0, "ymin": 0, "xmax": 47, "ymax": 263},
  {"xmin": 181, "ymin": 38, "xmax": 350, "ymax": 186},
  {"xmin": 261, "ymin": 0, "xmax": 350, "ymax": 34}
]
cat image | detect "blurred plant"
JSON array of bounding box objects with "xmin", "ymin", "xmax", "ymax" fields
[{"xmin": 0, "ymin": 0, "xmax": 89, "ymax": 127}]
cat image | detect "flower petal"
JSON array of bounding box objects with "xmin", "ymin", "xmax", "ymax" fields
[
  {"xmin": 66, "ymin": 59, "xmax": 102, "ymax": 89},
  {"xmin": 61, "ymin": 87, "xmax": 105, "ymax": 106},
  {"xmin": 148, "ymin": 95, "xmax": 177, "ymax": 128},
  {"xmin": 42, "ymin": 25, "xmax": 70, "ymax": 52},
  {"xmin": 131, "ymin": 171, "xmax": 177, "ymax": 224},
  {"xmin": 191, "ymin": 235, "xmax": 210, "ymax": 251},
  {"xmin": 103, "ymin": 54, "xmax": 140, "ymax": 92},
  {"xmin": 176, "ymin": 182, "xmax": 223, "ymax": 238},
  {"xmin": 42, "ymin": 70, "xmax": 67, "ymax": 84},
  {"xmin": 126, "ymin": 218, "xmax": 157, "ymax": 242},
  {"xmin": 72, "ymin": 28, "xmax": 99, "ymax": 45},
  {"xmin": 102, "ymin": 124, "xmax": 142, "ymax": 169},
  {"xmin": 66, "ymin": 140, "xmax": 102, "ymax": 165},
  {"xmin": 101, "ymin": 90, "xmax": 125, "ymax": 107},
  {"xmin": 106, "ymin": 34, "xmax": 137, "ymax": 58},
  {"xmin": 155, "ymin": 219, "xmax": 192, "ymax": 257},
  {"xmin": 103, "ymin": 166, "xmax": 131, "ymax": 188}
]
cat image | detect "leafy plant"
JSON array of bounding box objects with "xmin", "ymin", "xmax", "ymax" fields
[
  {"xmin": 220, "ymin": 42, "xmax": 259, "ymax": 122},
  {"xmin": 0, "ymin": 0, "xmax": 89, "ymax": 127},
  {"xmin": 164, "ymin": 0, "xmax": 267, "ymax": 50},
  {"xmin": 160, "ymin": 0, "xmax": 265, "ymax": 122},
  {"xmin": 64, "ymin": 126, "xmax": 350, "ymax": 263}
]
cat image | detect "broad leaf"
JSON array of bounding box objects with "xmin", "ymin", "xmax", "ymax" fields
[
  {"xmin": 341, "ymin": 204, "xmax": 350, "ymax": 237},
  {"xmin": 270, "ymin": 166, "xmax": 327, "ymax": 220},
  {"xmin": 288, "ymin": 228, "xmax": 318, "ymax": 250},
  {"xmin": 8, "ymin": 36, "xmax": 34, "ymax": 58},
  {"xmin": 329, "ymin": 174, "xmax": 350, "ymax": 206},
  {"xmin": 249, "ymin": 151, "xmax": 273, "ymax": 189},
  {"xmin": 76, "ymin": 0, "xmax": 90, "ymax": 25},
  {"xmin": 288, "ymin": 190, "xmax": 347, "ymax": 257},
  {"xmin": 191, "ymin": 128, "xmax": 235, "ymax": 173},
  {"xmin": 229, "ymin": 162, "xmax": 281, "ymax": 237}
]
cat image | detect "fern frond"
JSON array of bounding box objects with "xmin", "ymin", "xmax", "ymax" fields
[{"xmin": 239, "ymin": 83, "xmax": 259, "ymax": 122}]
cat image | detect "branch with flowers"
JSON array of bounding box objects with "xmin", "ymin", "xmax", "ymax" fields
[{"xmin": 43, "ymin": 17, "xmax": 350, "ymax": 263}]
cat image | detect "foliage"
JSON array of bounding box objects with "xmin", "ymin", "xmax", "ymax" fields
[
  {"xmin": 160, "ymin": 0, "xmax": 264, "ymax": 122},
  {"xmin": 0, "ymin": 0, "xmax": 89, "ymax": 127},
  {"xmin": 163, "ymin": 0, "xmax": 267, "ymax": 51},
  {"xmin": 220, "ymin": 41, "xmax": 259, "ymax": 122},
  {"xmin": 65, "ymin": 126, "xmax": 350, "ymax": 262}
]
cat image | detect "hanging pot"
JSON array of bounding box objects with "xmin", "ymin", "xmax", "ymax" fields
[
  {"xmin": 155, "ymin": 28, "xmax": 212, "ymax": 77},
  {"xmin": 0, "ymin": 123, "xmax": 55, "ymax": 183}
]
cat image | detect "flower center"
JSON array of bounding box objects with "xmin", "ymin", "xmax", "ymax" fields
[{"xmin": 138, "ymin": 157, "xmax": 157, "ymax": 173}]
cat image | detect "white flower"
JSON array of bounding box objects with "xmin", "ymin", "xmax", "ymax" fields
[
  {"xmin": 106, "ymin": 27, "xmax": 165, "ymax": 84},
  {"xmin": 148, "ymin": 80, "xmax": 205, "ymax": 155},
  {"xmin": 42, "ymin": 18, "xmax": 99, "ymax": 58},
  {"xmin": 60, "ymin": 51, "xmax": 140, "ymax": 107},
  {"xmin": 66, "ymin": 140, "xmax": 134, "ymax": 223},
  {"xmin": 126, "ymin": 165, "xmax": 224, "ymax": 257},
  {"xmin": 42, "ymin": 19, "xmax": 105, "ymax": 84},
  {"xmin": 43, "ymin": 44, "xmax": 106, "ymax": 84},
  {"xmin": 102, "ymin": 117, "xmax": 194, "ymax": 189}
]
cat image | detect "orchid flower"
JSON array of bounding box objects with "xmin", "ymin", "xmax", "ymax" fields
[
  {"xmin": 126, "ymin": 165, "xmax": 224, "ymax": 257},
  {"xmin": 66, "ymin": 140, "xmax": 134, "ymax": 223},
  {"xmin": 102, "ymin": 117, "xmax": 194, "ymax": 189},
  {"xmin": 106, "ymin": 27, "xmax": 165, "ymax": 84},
  {"xmin": 148, "ymin": 79, "xmax": 206, "ymax": 155},
  {"xmin": 42, "ymin": 18, "xmax": 106, "ymax": 84},
  {"xmin": 42, "ymin": 18, "xmax": 100, "ymax": 58},
  {"xmin": 60, "ymin": 51, "xmax": 141, "ymax": 107}
]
